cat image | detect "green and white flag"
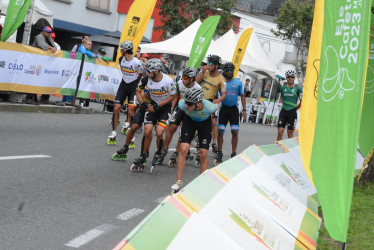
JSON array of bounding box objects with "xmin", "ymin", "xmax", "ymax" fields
[
  {"xmin": 308, "ymin": 0, "xmax": 371, "ymax": 242},
  {"xmin": 1, "ymin": 0, "xmax": 32, "ymax": 42},
  {"xmin": 359, "ymin": 2, "xmax": 374, "ymax": 157},
  {"xmin": 187, "ymin": 15, "xmax": 220, "ymax": 69}
]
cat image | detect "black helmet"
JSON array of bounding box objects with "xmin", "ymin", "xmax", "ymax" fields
[
  {"xmin": 223, "ymin": 62, "xmax": 235, "ymax": 71},
  {"xmin": 207, "ymin": 54, "xmax": 222, "ymax": 65},
  {"xmin": 184, "ymin": 88, "xmax": 204, "ymax": 104},
  {"xmin": 182, "ymin": 67, "xmax": 197, "ymax": 78},
  {"xmin": 145, "ymin": 58, "xmax": 163, "ymax": 72},
  {"xmin": 120, "ymin": 41, "xmax": 134, "ymax": 50}
]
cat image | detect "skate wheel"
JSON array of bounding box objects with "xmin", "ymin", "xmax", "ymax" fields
[
  {"xmin": 130, "ymin": 164, "xmax": 137, "ymax": 172},
  {"xmin": 112, "ymin": 153, "xmax": 118, "ymax": 160},
  {"xmin": 121, "ymin": 127, "xmax": 126, "ymax": 135}
]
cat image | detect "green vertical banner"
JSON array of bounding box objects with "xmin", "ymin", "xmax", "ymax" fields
[
  {"xmin": 310, "ymin": 0, "xmax": 371, "ymax": 242},
  {"xmin": 359, "ymin": 1, "xmax": 374, "ymax": 157},
  {"xmin": 187, "ymin": 15, "xmax": 220, "ymax": 69},
  {"xmin": 1, "ymin": 0, "xmax": 32, "ymax": 42}
]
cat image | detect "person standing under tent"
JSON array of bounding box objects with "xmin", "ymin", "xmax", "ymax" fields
[
  {"xmin": 214, "ymin": 62, "xmax": 246, "ymax": 165},
  {"xmin": 171, "ymin": 88, "xmax": 220, "ymax": 193},
  {"xmin": 107, "ymin": 41, "xmax": 143, "ymax": 145},
  {"xmin": 130, "ymin": 59, "xmax": 176, "ymax": 173},
  {"xmin": 195, "ymin": 54, "xmax": 226, "ymax": 155},
  {"xmin": 277, "ymin": 70, "xmax": 302, "ymax": 141}
]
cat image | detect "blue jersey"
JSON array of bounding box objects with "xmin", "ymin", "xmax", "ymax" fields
[
  {"xmin": 219, "ymin": 78, "xmax": 243, "ymax": 107},
  {"xmin": 178, "ymin": 99, "xmax": 218, "ymax": 122}
]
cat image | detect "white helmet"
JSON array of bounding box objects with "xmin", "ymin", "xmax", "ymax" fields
[
  {"xmin": 145, "ymin": 58, "xmax": 163, "ymax": 72},
  {"xmin": 184, "ymin": 88, "xmax": 204, "ymax": 104},
  {"xmin": 120, "ymin": 41, "xmax": 134, "ymax": 50},
  {"xmin": 285, "ymin": 70, "xmax": 296, "ymax": 77}
]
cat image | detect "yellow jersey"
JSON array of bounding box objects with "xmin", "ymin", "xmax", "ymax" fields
[{"xmin": 199, "ymin": 71, "xmax": 226, "ymax": 100}]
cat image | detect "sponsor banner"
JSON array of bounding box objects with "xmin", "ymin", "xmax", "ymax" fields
[
  {"xmin": 232, "ymin": 28, "xmax": 253, "ymax": 78},
  {"xmin": 77, "ymin": 61, "xmax": 122, "ymax": 99}
]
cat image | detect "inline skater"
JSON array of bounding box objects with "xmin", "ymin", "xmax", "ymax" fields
[
  {"xmin": 159, "ymin": 67, "xmax": 201, "ymax": 167},
  {"xmin": 195, "ymin": 54, "xmax": 226, "ymax": 155},
  {"xmin": 130, "ymin": 59, "xmax": 176, "ymax": 173},
  {"xmin": 107, "ymin": 41, "xmax": 143, "ymax": 145},
  {"xmin": 171, "ymin": 88, "xmax": 220, "ymax": 193},
  {"xmin": 214, "ymin": 62, "xmax": 246, "ymax": 165},
  {"xmin": 277, "ymin": 70, "xmax": 302, "ymax": 141}
]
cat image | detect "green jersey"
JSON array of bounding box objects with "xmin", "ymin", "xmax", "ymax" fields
[{"xmin": 280, "ymin": 84, "xmax": 303, "ymax": 110}]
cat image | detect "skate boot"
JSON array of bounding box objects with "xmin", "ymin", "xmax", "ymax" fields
[
  {"xmin": 231, "ymin": 152, "xmax": 237, "ymax": 158},
  {"xmin": 171, "ymin": 180, "xmax": 183, "ymax": 194},
  {"xmin": 211, "ymin": 143, "xmax": 218, "ymax": 155},
  {"xmin": 156, "ymin": 149, "xmax": 168, "ymax": 165},
  {"xmin": 195, "ymin": 151, "xmax": 200, "ymax": 168},
  {"xmin": 168, "ymin": 151, "xmax": 178, "ymax": 168},
  {"xmin": 129, "ymin": 136, "xmax": 136, "ymax": 149},
  {"xmin": 107, "ymin": 131, "xmax": 117, "ymax": 146},
  {"xmin": 130, "ymin": 152, "xmax": 148, "ymax": 172},
  {"xmin": 186, "ymin": 150, "xmax": 194, "ymax": 161},
  {"xmin": 214, "ymin": 151, "xmax": 223, "ymax": 166},
  {"xmin": 150, "ymin": 151, "xmax": 161, "ymax": 174},
  {"xmin": 112, "ymin": 145, "xmax": 129, "ymax": 160},
  {"xmin": 121, "ymin": 122, "xmax": 130, "ymax": 135},
  {"xmin": 136, "ymin": 126, "xmax": 143, "ymax": 133}
]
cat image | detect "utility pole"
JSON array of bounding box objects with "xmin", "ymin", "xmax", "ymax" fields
[{"xmin": 21, "ymin": 0, "xmax": 35, "ymax": 45}]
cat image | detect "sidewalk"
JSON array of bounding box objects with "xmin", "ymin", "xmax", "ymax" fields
[{"xmin": 0, "ymin": 95, "xmax": 107, "ymax": 114}]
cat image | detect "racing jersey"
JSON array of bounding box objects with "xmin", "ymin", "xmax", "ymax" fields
[
  {"xmin": 219, "ymin": 78, "xmax": 243, "ymax": 107},
  {"xmin": 280, "ymin": 84, "xmax": 303, "ymax": 110},
  {"xmin": 199, "ymin": 71, "xmax": 226, "ymax": 100},
  {"xmin": 144, "ymin": 73, "xmax": 177, "ymax": 104},
  {"xmin": 178, "ymin": 99, "xmax": 218, "ymax": 122},
  {"xmin": 119, "ymin": 56, "xmax": 142, "ymax": 83},
  {"xmin": 178, "ymin": 80, "xmax": 201, "ymax": 99}
]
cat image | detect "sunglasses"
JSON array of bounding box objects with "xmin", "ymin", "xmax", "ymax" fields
[
  {"xmin": 224, "ymin": 68, "xmax": 234, "ymax": 73},
  {"xmin": 208, "ymin": 61, "xmax": 214, "ymax": 66},
  {"xmin": 182, "ymin": 75, "xmax": 189, "ymax": 80},
  {"xmin": 287, "ymin": 76, "xmax": 295, "ymax": 79},
  {"xmin": 186, "ymin": 101, "xmax": 194, "ymax": 107}
]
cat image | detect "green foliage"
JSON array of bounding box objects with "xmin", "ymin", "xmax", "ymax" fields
[{"xmin": 155, "ymin": 0, "xmax": 235, "ymax": 41}]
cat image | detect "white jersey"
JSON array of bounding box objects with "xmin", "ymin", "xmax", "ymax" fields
[
  {"xmin": 178, "ymin": 80, "xmax": 201, "ymax": 99},
  {"xmin": 145, "ymin": 73, "xmax": 177, "ymax": 104},
  {"xmin": 120, "ymin": 56, "xmax": 142, "ymax": 83}
]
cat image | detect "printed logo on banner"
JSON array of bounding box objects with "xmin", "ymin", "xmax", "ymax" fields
[
  {"xmin": 0, "ymin": 61, "xmax": 6, "ymax": 68},
  {"xmin": 98, "ymin": 75, "xmax": 109, "ymax": 83},
  {"xmin": 62, "ymin": 70, "xmax": 71, "ymax": 77},
  {"xmin": 111, "ymin": 78, "xmax": 120, "ymax": 85},
  {"xmin": 24, "ymin": 65, "xmax": 36, "ymax": 75},
  {"xmin": 85, "ymin": 72, "xmax": 96, "ymax": 84},
  {"xmin": 36, "ymin": 65, "xmax": 42, "ymax": 76},
  {"xmin": 7, "ymin": 60, "xmax": 23, "ymax": 73},
  {"xmin": 127, "ymin": 16, "xmax": 140, "ymax": 38},
  {"xmin": 44, "ymin": 69, "xmax": 59, "ymax": 75}
]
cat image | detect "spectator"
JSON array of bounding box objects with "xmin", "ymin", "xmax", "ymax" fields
[
  {"xmin": 160, "ymin": 53, "xmax": 170, "ymax": 74},
  {"xmin": 50, "ymin": 32, "xmax": 61, "ymax": 50},
  {"xmin": 32, "ymin": 26, "xmax": 56, "ymax": 53},
  {"xmin": 98, "ymin": 48, "xmax": 112, "ymax": 62},
  {"xmin": 263, "ymin": 84, "xmax": 271, "ymax": 98},
  {"xmin": 244, "ymin": 78, "xmax": 251, "ymax": 95},
  {"xmin": 71, "ymin": 34, "xmax": 90, "ymax": 52},
  {"xmin": 141, "ymin": 53, "xmax": 148, "ymax": 63},
  {"xmin": 135, "ymin": 46, "xmax": 141, "ymax": 59}
]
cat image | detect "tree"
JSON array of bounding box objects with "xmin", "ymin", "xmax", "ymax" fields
[
  {"xmin": 155, "ymin": 0, "xmax": 235, "ymax": 41},
  {"xmin": 271, "ymin": 0, "xmax": 314, "ymax": 83}
]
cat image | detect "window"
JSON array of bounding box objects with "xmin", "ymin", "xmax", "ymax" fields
[{"xmin": 87, "ymin": 0, "xmax": 111, "ymax": 14}]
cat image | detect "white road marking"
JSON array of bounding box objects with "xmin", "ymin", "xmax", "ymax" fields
[
  {"xmin": 0, "ymin": 155, "xmax": 51, "ymax": 161},
  {"xmin": 154, "ymin": 196, "xmax": 167, "ymax": 203},
  {"xmin": 117, "ymin": 208, "xmax": 145, "ymax": 221},
  {"xmin": 65, "ymin": 224, "xmax": 117, "ymax": 248}
]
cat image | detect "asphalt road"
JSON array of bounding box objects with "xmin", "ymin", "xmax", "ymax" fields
[{"xmin": 0, "ymin": 111, "xmax": 279, "ymax": 249}]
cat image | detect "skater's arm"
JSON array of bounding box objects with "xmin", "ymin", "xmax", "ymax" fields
[
  {"xmin": 159, "ymin": 94, "xmax": 176, "ymax": 108},
  {"xmin": 195, "ymin": 68, "xmax": 207, "ymax": 84},
  {"xmin": 241, "ymin": 93, "xmax": 246, "ymax": 118}
]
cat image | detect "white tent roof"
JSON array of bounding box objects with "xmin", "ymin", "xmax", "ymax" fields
[
  {"xmin": 1, "ymin": 0, "xmax": 54, "ymax": 26},
  {"xmin": 140, "ymin": 19, "xmax": 205, "ymax": 57}
]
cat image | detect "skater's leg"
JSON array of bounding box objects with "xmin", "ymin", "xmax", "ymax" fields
[
  {"xmin": 113, "ymin": 103, "xmax": 122, "ymax": 131},
  {"xmin": 163, "ymin": 124, "xmax": 178, "ymax": 151},
  {"xmin": 231, "ymin": 130, "xmax": 239, "ymax": 155},
  {"xmin": 211, "ymin": 115, "xmax": 218, "ymax": 145},
  {"xmin": 175, "ymin": 138, "xmax": 181, "ymax": 153},
  {"xmin": 156, "ymin": 124, "xmax": 166, "ymax": 151},
  {"xmin": 125, "ymin": 123, "xmax": 140, "ymax": 145},
  {"xmin": 177, "ymin": 143, "xmax": 190, "ymax": 181},
  {"xmin": 199, "ymin": 148, "xmax": 209, "ymax": 174},
  {"xmin": 217, "ymin": 130, "xmax": 224, "ymax": 151},
  {"xmin": 143, "ymin": 124, "xmax": 154, "ymax": 155},
  {"xmin": 127, "ymin": 106, "xmax": 135, "ymax": 126}
]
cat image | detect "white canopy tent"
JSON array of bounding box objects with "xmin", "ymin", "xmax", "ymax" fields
[{"xmin": 140, "ymin": 19, "xmax": 206, "ymax": 57}]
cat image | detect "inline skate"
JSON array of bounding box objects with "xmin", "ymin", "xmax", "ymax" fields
[
  {"xmin": 195, "ymin": 150, "xmax": 200, "ymax": 168},
  {"xmin": 171, "ymin": 180, "xmax": 183, "ymax": 194},
  {"xmin": 107, "ymin": 131, "xmax": 117, "ymax": 146},
  {"xmin": 150, "ymin": 151, "xmax": 162, "ymax": 174},
  {"xmin": 129, "ymin": 136, "xmax": 136, "ymax": 149},
  {"xmin": 121, "ymin": 122, "xmax": 130, "ymax": 135},
  {"xmin": 130, "ymin": 152, "xmax": 148, "ymax": 172},
  {"xmin": 168, "ymin": 151, "xmax": 178, "ymax": 168},
  {"xmin": 214, "ymin": 150, "xmax": 223, "ymax": 166},
  {"xmin": 112, "ymin": 145, "xmax": 129, "ymax": 160},
  {"xmin": 231, "ymin": 152, "xmax": 236, "ymax": 158}
]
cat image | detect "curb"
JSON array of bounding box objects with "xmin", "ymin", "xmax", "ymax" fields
[{"xmin": 0, "ymin": 102, "xmax": 95, "ymax": 114}]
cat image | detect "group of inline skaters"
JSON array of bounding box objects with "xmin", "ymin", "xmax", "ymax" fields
[{"xmin": 106, "ymin": 40, "xmax": 300, "ymax": 193}]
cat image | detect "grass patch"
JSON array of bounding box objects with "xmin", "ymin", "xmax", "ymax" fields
[{"xmin": 317, "ymin": 182, "xmax": 374, "ymax": 249}]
